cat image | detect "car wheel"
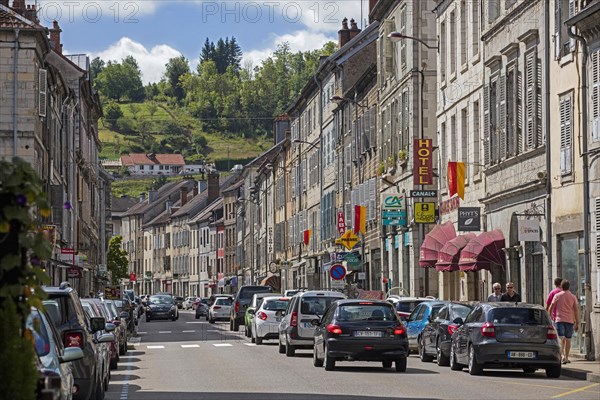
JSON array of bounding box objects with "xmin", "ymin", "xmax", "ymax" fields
[
  {"xmin": 232, "ymin": 320, "xmax": 239, "ymax": 332},
  {"xmin": 245, "ymin": 325, "xmax": 251, "ymax": 338},
  {"xmin": 146, "ymin": 317, "xmax": 151, "ymax": 322},
  {"xmin": 195, "ymin": 315, "xmax": 199, "ymax": 320},
  {"xmin": 255, "ymin": 336, "xmax": 263, "ymax": 345},
  {"xmin": 110, "ymin": 357, "xmax": 118, "ymax": 370},
  {"xmin": 436, "ymin": 339, "xmax": 449, "ymax": 366},
  {"xmin": 523, "ymin": 367, "xmax": 536, "ymax": 374},
  {"xmin": 382, "ymin": 361, "xmax": 393, "ymax": 369},
  {"xmin": 546, "ymin": 364, "xmax": 561, "ymax": 378},
  {"xmin": 395, "ymin": 357, "xmax": 407, "ymax": 372},
  {"xmin": 172, "ymin": 316, "xmax": 177, "ymax": 321},
  {"xmin": 285, "ymin": 340, "xmax": 295, "ymax": 357},
  {"xmin": 209, "ymin": 318, "xmax": 215, "ymax": 324},
  {"xmin": 92, "ymin": 378, "xmax": 104, "ymax": 400},
  {"xmin": 278, "ymin": 338, "xmax": 285, "ymax": 354},
  {"xmin": 468, "ymin": 345, "xmax": 483, "ymax": 375},
  {"xmin": 313, "ymin": 346, "xmax": 324, "ymax": 367},
  {"xmin": 450, "ymin": 344, "xmax": 463, "ymax": 371},
  {"xmin": 324, "ymin": 345, "xmax": 335, "ymax": 371},
  {"xmin": 419, "ymin": 337, "xmax": 434, "ymax": 362}
]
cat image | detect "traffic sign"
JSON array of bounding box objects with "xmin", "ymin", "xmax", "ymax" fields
[
  {"xmin": 330, "ymin": 264, "xmax": 347, "ymax": 280},
  {"xmin": 337, "ymin": 230, "xmax": 359, "ymax": 250},
  {"xmin": 410, "ymin": 190, "xmax": 438, "ymax": 198}
]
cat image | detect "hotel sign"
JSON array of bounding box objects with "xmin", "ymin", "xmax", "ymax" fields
[{"xmin": 413, "ymin": 139, "xmax": 433, "ymax": 185}]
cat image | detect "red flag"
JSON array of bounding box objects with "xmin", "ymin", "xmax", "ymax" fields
[
  {"xmin": 354, "ymin": 205, "xmax": 366, "ymax": 234},
  {"xmin": 303, "ymin": 229, "xmax": 312, "ymax": 245},
  {"xmin": 447, "ymin": 162, "xmax": 466, "ymax": 200}
]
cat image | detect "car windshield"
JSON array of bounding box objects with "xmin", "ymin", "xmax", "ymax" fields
[
  {"xmin": 114, "ymin": 300, "xmax": 124, "ymax": 308},
  {"xmin": 150, "ymin": 295, "xmax": 173, "ymax": 305},
  {"xmin": 300, "ymin": 296, "xmax": 338, "ymax": 315},
  {"xmin": 490, "ymin": 307, "xmax": 549, "ymax": 325},
  {"xmin": 338, "ymin": 304, "xmax": 396, "ymax": 321},
  {"xmin": 452, "ymin": 304, "xmax": 473, "ymax": 319},
  {"xmin": 263, "ymin": 299, "xmax": 288, "ymax": 311},
  {"xmin": 240, "ymin": 287, "xmax": 271, "ymax": 299},
  {"xmin": 395, "ymin": 300, "xmax": 426, "ymax": 313},
  {"xmin": 26, "ymin": 310, "xmax": 50, "ymax": 357},
  {"xmin": 215, "ymin": 298, "xmax": 232, "ymax": 306}
]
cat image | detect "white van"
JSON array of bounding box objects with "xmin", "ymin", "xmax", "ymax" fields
[{"xmin": 278, "ymin": 290, "xmax": 346, "ymax": 357}]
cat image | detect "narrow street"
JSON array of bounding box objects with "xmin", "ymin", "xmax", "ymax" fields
[{"xmin": 105, "ymin": 311, "xmax": 600, "ymax": 400}]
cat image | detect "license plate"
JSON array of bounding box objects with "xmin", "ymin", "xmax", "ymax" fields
[
  {"xmin": 302, "ymin": 322, "xmax": 312, "ymax": 328},
  {"xmin": 508, "ymin": 351, "xmax": 536, "ymax": 359},
  {"xmin": 354, "ymin": 331, "xmax": 383, "ymax": 338}
]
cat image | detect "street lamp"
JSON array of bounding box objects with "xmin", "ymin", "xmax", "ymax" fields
[
  {"xmin": 387, "ymin": 32, "xmax": 439, "ymax": 51},
  {"xmin": 292, "ymin": 138, "xmax": 320, "ymax": 151}
]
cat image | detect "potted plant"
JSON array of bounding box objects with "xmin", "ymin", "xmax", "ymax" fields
[
  {"xmin": 398, "ymin": 148, "xmax": 408, "ymax": 166},
  {"xmin": 377, "ymin": 162, "xmax": 385, "ymax": 176},
  {"xmin": 386, "ymin": 154, "xmax": 397, "ymax": 175}
]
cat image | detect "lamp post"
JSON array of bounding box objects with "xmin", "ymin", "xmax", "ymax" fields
[{"xmin": 387, "ymin": 32, "xmax": 439, "ymax": 51}]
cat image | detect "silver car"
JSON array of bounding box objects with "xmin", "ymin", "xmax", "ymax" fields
[{"xmin": 208, "ymin": 297, "xmax": 233, "ymax": 323}]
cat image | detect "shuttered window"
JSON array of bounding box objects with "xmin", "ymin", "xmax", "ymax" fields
[
  {"xmin": 595, "ymin": 198, "xmax": 600, "ymax": 280},
  {"xmin": 38, "ymin": 69, "xmax": 47, "ymax": 117},
  {"xmin": 559, "ymin": 94, "xmax": 573, "ymax": 175},
  {"xmin": 498, "ymin": 74, "xmax": 506, "ymax": 161},
  {"xmin": 592, "ymin": 50, "xmax": 600, "ymax": 141},
  {"xmin": 525, "ymin": 50, "xmax": 538, "ymax": 149}
]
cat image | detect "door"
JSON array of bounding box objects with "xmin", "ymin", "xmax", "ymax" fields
[
  {"xmin": 558, "ymin": 234, "xmax": 585, "ymax": 354},
  {"xmin": 525, "ymin": 241, "xmax": 544, "ymax": 305}
]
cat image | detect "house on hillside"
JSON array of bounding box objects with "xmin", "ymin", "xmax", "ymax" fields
[{"xmin": 120, "ymin": 153, "xmax": 185, "ymax": 175}]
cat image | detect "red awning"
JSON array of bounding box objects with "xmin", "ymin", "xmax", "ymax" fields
[
  {"xmin": 458, "ymin": 230, "xmax": 506, "ymax": 272},
  {"xmin": 436, "ymin": 233, "xmax": 477, "ymax": 272},
  {"xmin": 419, "ymin": 222, "xmax": 457, "ymax": 268}
]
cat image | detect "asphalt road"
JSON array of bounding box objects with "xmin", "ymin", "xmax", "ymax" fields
[{"xmin": 105, "ymin": 310, "xmax": 600, "ymax": 400}]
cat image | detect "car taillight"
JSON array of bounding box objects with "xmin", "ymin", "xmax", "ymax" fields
[
  {"xmin": 257, "ymin": 312, "xmax": 268, "ymax": 321},
  {"xmin": 547, "ymin": 325, "xmax": 558, "ymax": 339},
  {"xmin": 480, "ymin": 322, "xmax": 495, "ymax": 338},
  {"xmin": 235, "ymin": 302, "xmax": 240, "ymax": 313},
  {"xmin": 290, "ymin": 311, "xmax": 298, "ymax": 327},
  {"xmin": 65, "ymin": 332, "xmax": 84, "ymax": 348},
  {"xmin": 393, "ymin": 325, "xmax": 406, "ymax": 335},
  {"xmin": 327, "ymin": 324, "xmax": 342, "ymax": 335},
  {"xmin": 447, "ymin": 324, "xmax": 459, "ymax": 335},
  {"xmin": 213, "ymin": 306, "xmax": 221, "ymax": 309}
]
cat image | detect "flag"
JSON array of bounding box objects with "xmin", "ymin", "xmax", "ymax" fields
[
  {"xmin": 354, "ymin": 205, "xmax": 366, "ymax": 234},
  {"xmin": 303, "ymin": 229, "xmax": 312, "ymax": 245},
  {"xmin": 447, "ymin": 161, "xmax": 466, "ymax": 200}
]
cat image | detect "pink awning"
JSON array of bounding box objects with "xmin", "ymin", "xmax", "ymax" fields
[
  {"xmin": 436, "ymin": 233, "xmax": 477, "ymax": 272},
  {"xmin": 458, "ymin": 230, "xmax": 506, "ymax": 272},
  {"xmin": 419, "ymin": 222, "xmax": 457, "ymax": 268}
]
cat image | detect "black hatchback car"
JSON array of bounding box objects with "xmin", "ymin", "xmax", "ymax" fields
[
  {"xmin": 145, "ymin": 294, "xmax": 179, "ymax": 321},
  {"xmin": 449, "ymin": 302, "xmax": 561, "ymax": 377},
  {"xmin": 312, "ymin": 299, "xmax": 409, "ymax": 372}
]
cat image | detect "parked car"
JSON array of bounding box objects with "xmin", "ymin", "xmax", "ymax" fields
[
  {"xmin": 208, "ymin": 297, "xmax": 233, "ymax": 323},
  {"xmin": 102, "ymin": 299, "xmax": 128, "ymax": 356},
  {"xmin": 133, "ymin": 297, "xmax": 145, "ymax": 318},
  {"xmin": 249, "ymin": 296, "xmax": 289, "ymax": 344},
  {"xmin": 195, "ymin": 299, "xmax": 209, "ymax": 319},
  {"xmin": 419, "ymin": 302, "xmax": 474, "ymax": 365},
  {"xmin": 81, "ymin": 299, "xmax": 118, "ymax": 371},
  {"xmin": 174, "ymin": 296, "xmax": 185, "ymax": 309},
  {"xmin": 386, "ymin": 296, "xmax": 437, "ymax": 321},
  {"xmin": 113, "ymin": 297, "xmax": 136, "ymax": 334},
  {"xmin": 278, "ymin": 290, "xmax": 346, "ymax": 357},
  {"xmin": 312, "ymin": 299, "xmax": 409, "ymax": 372},
  {"xmin": 244, "ymin": 292, "xmax": 281, "ymax": 338},
  {"xmin": 449, "ymin": 302, "xmax": 561, "ymax": 377},
  {"xmin": 183, "ymin": 297, "xmax": 197, "ymax": 310},
  {"xmin": 28, "ymin": 307, "xmax": 84, "ymax": 400},
  {"xmin": 145, "ymin": 294, "xmax": 179, "ymax": 322},
  {"xmin": 43, "ymin": 283, "xmax": 113, "ymax": 400},
  {"xmin": 230, "ymin": 286, "xmax": 273, "ymax": 331},
  {"xmin": 405, "ymin": 300, "xmax": 449, "ymax": 354}
]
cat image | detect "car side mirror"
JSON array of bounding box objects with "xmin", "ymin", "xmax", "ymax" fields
[
  {"xmin": 59, "ymin": 347, "xmax": 84, "ymax": 363},
  {"xmin": 105, "ymin": 322, "xmax": 116, "ymax": 332},
  {"xmin": 310, "ymin": 318, "xmax": 320, "ymax": 326},
  {"xmin": 453, "ymin": 317, "xmax": 464, "ymax": 325},
  {"xmin": 90, "ymin": 317, "xmax": 106, "ymax": 333},
  {"xmin": 98, "ymin": 333, "xmax": 115, "ymax": 343},
  {"xmin": 427, "ymin": 315, "xmax": 433, "ymax": 322},
  {"xmin": 120, "ymin": 311, "xmax": 129, "ymax": 319},
  {"xmin": 247, "ymin": 309, "xmax": 255, "ymax": 315}
]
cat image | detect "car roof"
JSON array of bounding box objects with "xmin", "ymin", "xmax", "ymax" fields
[
  {"xmin": 295, "ymin": 290, "xmax": 346, "ymax": 297},
  {"xmin": 335, "ymin": 299, "xmax": 392, "ymax": 306},
  {"xmin": 480, "ymin": 302, "xmax": 545, "ymax": 310},
  {"xmin": 260, "ymin": 295, "xmax": 290, "ymax": 301},
  {"xmin": 386, "ymin": 296, "xmax": 437, "ymax": 302},
  {"xmin": 252, "ymin": 292, "xmax": 281, "ymax": 299}
]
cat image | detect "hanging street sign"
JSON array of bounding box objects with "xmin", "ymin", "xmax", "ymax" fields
[
  {"xmin": 410, "ymin": 190, "xmax": 438, "ymax": 198},
  {"xmin": 381, "ymin": 193, "xmax": 407, "ymax": 227},
  {"xmin": 329, "ymin": 264, "xmax": 347, "ymax": 280},
  {"xmin": 414, "ymin": 202, "xmax": 436, "ymax": 223},
  {"xmin": 343, "ymin": 253, "xmax": 361, "ymax": 271},
  {"xmin": 336, "ymin": 230, "xmax": 359, "ymax": 250}
]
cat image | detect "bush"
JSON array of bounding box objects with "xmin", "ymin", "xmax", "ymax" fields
[
  {"xmin": 103, "ymin": 101, "xmax": 123, "ymax": 130},
  {"xmin": 115, "ymin": 117, "xmax": 136, "ymax": 135}
]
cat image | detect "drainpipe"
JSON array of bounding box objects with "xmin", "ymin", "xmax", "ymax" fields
[
  {"xmin": 313, "ymin": 73, "xmax": 324, "ymax": 290},
  {"xmin": 13, "ymin": 29, "xmax": 20, "ymax": 157},
  {"xmin": 567, "ymin": 23, "xmax": 593, "ymax": 361},
  {"xmin": 544, "ymin": 0, "xmax": 553, "ymax": 301}
]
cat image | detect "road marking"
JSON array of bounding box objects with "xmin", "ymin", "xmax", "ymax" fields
[
  {"xmin": 207, "ymin": 330, "xmax": 221, "ymax": 332},
  {"xmin": 128, "ymin": 337, "xmax": 141, "ymax": 345},
  {"xmin": 213, "ymin": 343, "xmax": 232, "ymax": 347},
  {"xmin": 551, "ymin": 383, "xmax": 599, "ymax": 398},
  {"xmin": 186, "ymin": 322, "xmax": 204, "ymax": 324},
  {"xmin": 489, "ymin": 380, "xmax": 569, "ymax": 390},
  {"xmin": 244, "ymin": 343, "xmax": 256, "ymax": 346},
  {"xmin": 181, "ymin": 344, "xmax": 200, "ymax": 348},
  {"xmin": 147, "ymin": 345, "xmax": 164, "ymax": 349},
  {"xmin": 158, "ymin": 331, "xmax": 172, "ymax": 334},
  {"xmin": 136, "ymin": 332, "xmax": 147, "ymax": 335},
  {"xmin": 182, "ymin": 330, "xmax": 195, "ymax": 333},
  {"xmin": 119, "ymin": 356, "xmax": 133, "ymax": 400}
]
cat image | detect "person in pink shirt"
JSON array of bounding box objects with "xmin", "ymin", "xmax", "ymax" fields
[
  {"xmin": 545, "ymin": 277, "xmax": 563, "ymax": 322},
  {"xmin": 549, "ymin": 280, "xmax": 580, "ymax": 364}
]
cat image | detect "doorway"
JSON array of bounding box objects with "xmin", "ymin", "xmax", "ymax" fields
[{"xmin": 558, "ymin": 234, "xmax": 585, "ymax": 354}]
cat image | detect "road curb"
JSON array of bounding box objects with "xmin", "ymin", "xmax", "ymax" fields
[{"xmin": 561, "ymin": 367, "xmax": 600, "ymax": 382}]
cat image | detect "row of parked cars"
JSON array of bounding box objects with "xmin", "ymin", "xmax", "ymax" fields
[
  {"xmin": 30, "ymin": 283, "xmax": 141, "ymax": 400},
  {"xmin": 216, "ymin": 287, "xmax": 562, "ymax": 377}
]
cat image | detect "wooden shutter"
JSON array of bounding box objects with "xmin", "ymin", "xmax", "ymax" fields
[
  {"xmin": 345, "ymin": 144, "xmax": 352, "ymax": 185},
  {"xmin": 38, "ymin": 69, "xmax": 47, "ymax": 117},
  {"xmin": 384, "ymin": 20, "xmax": 395, "ymax": 75},
  {"xmin": 369, "ymin": 178, "xmax": 377, "ymax": 221},
  {"xmin": 291, "ymin": 166, "xmax": 296, "ymax": 198},
  {"xmin": 516, "ymin": 70, "xmax": 523, "ymax": 155},
  {"xmin": 498, "ymin": 74, "xmax": 507, "ymax": 161},
  {"xmin": 301, "ymin": 160, "xmax": 307, "ymax": 193},
  {"xmin": 370, "ymin": 106, "xmax": 377, "ymax": 149},
  {"xmin": 595, "ymin": 198, "xmax": 600, "ymax": 272},
  {"xmin": 560, "ymin": 96, "xmax": 572, "ymax": 174},
  {"xmin": 525, "ymin": 51, "xmax": 536, "ymax": 149},
  {"xmin": 555, "ymin": 0, "xmax": 562, "ymax": 59},
  {"xmin": 592, "ymin": 50, "xmax": 600, "ymax": 141},
  {"xmin": 536, "ymin": 54, "xmax": 543, "ymax": 146},
  {"xmin": 483, "ymin": 85, "xmax": 490, "ymax": 165},
  {"xmin": 568, "ymin": 0, "xmax": 576, "ymax": 51}
]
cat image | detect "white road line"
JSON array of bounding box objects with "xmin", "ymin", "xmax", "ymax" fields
[
  {"xmin": 212, "ymin": 343, "xmax": 232, "ymax": 347},
  {"xmin": 128, "ymin": 337, "xmax": 141, "ymax": 345},
  {"xmin": 136, "ymin": 332, "xmax": 147, "ymax": 335},
  {"xmin": 158, "ymin": 331, "xmax": 172, "ymax": 334},
  {"xmin": 207, "ymin": 330, "xmax": 221, "ymax": 332},
  {"xmin": 147, "ymin": 345, "xmax": 165, "ymax": 349},
  {"xmin": 186, "ymin": 321, "xmax": 204, "ymax": 324},
  {"xmin": 181, "ymin": 344, "xmax": 200, "ymax": 348},
  {"xmin": 182, "ymin": 330, "xmax": 195, "ymax": 333},
  {"xmin": 244, "ymin": 343, "xmax": 256, "ymax": 346}
]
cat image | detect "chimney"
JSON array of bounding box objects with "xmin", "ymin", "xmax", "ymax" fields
[
  {"xmin": 12, "ymin": 0, "xmax": 25, "ymax": 14},
  {"xmin": 180, "ymin": 187, "xmax": 188, "ymax": 207},
  {"xmin": 148, "ymin": 190, "xmax": 158, "ymax": 204},
  {"xmin": 24, "ymin": 4, "xmax": 38, "ymax": 23},
  {"xmin": 338, "ymin": 18, "xmax": 351, "ymax": 48},
  {"xmin": 49, "ymin": 20, "xmax": 62, "ymax": 54},
  {"xmin": 139, "ymin": 192, "xmax": 146, "ymax": 203},
  {"xmin": 207, "ymin": 172, "xmax": 220, "ymax": 204},
  {"xmin": 349, "ymin": 18, "xmax": 361, "ymax": 40}
]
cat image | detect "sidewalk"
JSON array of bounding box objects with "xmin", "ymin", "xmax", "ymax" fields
[{"xmin": 561, "ymin": 359, "xmax": 600, "ymax": 382}]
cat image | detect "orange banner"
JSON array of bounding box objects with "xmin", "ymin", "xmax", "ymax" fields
[
  {"xmin": 447, "ymin": 161, "xmax": 466, "ymax": 200},
  {"xmin": 354, "ymin": 205, "xmax": 366, "ymax": 235}
]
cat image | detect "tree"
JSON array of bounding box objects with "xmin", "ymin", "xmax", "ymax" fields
[
  {"xmin": 103, "ymin": 101, "xmax": 123, "ymax": 130},
  {"xmin": 90, "ymin": 56, "xmax": 105, "ymax": 84},
  {"xmin": 199, "ymin": 37, "xmax": 215, "ymax": 64},
  {"xmin": 107, "ymin": 236, "xmax": 128, "ymax": 285},
  {"xmin": 227, "ymin": 36, "xmax": 242, "ymax": 73},
  {"xmin": 164, "ymin": 56, "xmax": 190, "ymax": 103},
  {"xmin": 95, "ymin": 57, "xmax": 145, "ymax": 102}
]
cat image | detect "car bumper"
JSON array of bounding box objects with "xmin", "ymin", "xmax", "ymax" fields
[
  {"xmin": 147, "ymin": 310, "xmax": 176, "ymax": 319},
  {"xmin": 473, "ymin": 342, "xmax": 561, "ymax": 367},
  {"xmin": 326, "ymin": 338, "xmax": 409, "ymax": 361},
  {"xmin": 256, "ymin": 321, "xmax": 281, "ymax": 339}
]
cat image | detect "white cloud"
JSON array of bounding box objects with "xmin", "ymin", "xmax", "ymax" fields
[{"xmin": 89, "ymin": 37, "xmax": 181, "ymax": 84}]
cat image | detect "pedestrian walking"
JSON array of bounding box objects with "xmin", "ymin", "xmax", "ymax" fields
[
  {"xmin": 487, "ymin": 282, "xmax": 503, "ymax": 301},
  {"xmin": 549, "ymin": 279, "xmax": 579, "ymax": 364},
  {"xmin": 500, "ymin": 282, "xmax": 521, "ymax": 302},
  {"xmin": 546, "ymin": 277, "xmax": 563, "ymax": 323}
]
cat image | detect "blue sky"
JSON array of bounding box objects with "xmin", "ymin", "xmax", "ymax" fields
[{"xmin": 35, "ymin": 1, "xmax": 366, "ymax": 83}]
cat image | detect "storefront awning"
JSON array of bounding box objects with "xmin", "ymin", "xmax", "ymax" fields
[
  {"xmin": 419, "ymin": 222, "xmax": 457, "ymax": 268},
  {"xmin": 436, "ymin": 233, "xmax": 477, "ymax": 272},
  {"xmin": 458, "ymin": 230, "xmax": 506, "ymax": 272}
]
